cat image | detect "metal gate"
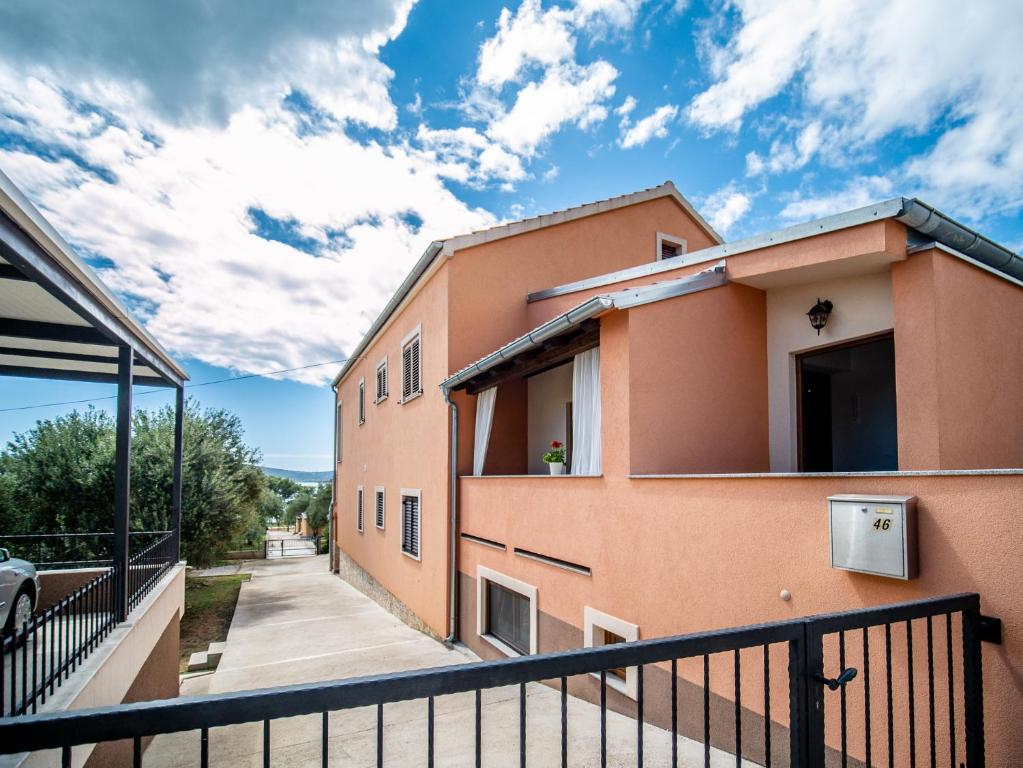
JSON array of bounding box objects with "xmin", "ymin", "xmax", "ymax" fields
[
  {"xmin": 264, "ymin": 536, "xmax": 320, "ymax": 558},
  {"xmin": 0, "ymin": 593, "xmax": 995, "ymax": 766}
]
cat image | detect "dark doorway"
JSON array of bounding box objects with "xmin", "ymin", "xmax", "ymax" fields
[{"xmin": 798, "ymin": 334, "xmax": 897, "ymax": 472}]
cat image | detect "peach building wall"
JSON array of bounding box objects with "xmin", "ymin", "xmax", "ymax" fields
[
  {"xmin": 336, "ymin": 264, "xmax": 453, "ymax": 636},
  {"xmin": 627, "ymin": 283, "xmax": 770, "ymax": 474},
  {"xmin": 893, "ymin": 247, "xmax": 1023, "ymax": 470},
  {"xmin": 337, "ymin": 193, "xmax": 718, "ymax": 634}
]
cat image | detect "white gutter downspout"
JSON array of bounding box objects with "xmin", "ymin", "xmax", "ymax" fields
[{"xmin": 442, "ymin": 386, "xmax": 459, "ymax": 645}]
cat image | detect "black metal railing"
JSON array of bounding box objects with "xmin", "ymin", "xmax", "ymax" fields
[
  {"xmin": 1, "ymin": 531, "xmax": 177, "ymax": 718},
  {"xmin": 0, "ymin": 593, "xmax": 990, "ymax": 766},
  {"xmin": 0, "ymin": 530, "xmax": 172, "ymax": 571}
]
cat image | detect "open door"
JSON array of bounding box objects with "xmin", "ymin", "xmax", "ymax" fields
[{"xmin": 798, "ymin": 333, "xmax": 897, "ymax": 472}]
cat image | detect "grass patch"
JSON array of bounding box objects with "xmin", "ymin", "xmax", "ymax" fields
[{"xmin": 180, "ymin": 574, "xmax": 250, "ymax": 672}]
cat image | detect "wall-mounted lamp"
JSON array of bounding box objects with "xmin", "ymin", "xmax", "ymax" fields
[{"xmin": 807, "ymin": 298, "xmax": 833, "ymax": 335}]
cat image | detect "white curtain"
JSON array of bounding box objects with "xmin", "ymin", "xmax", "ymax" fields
[
  {"xmin": 473, "ymin": 386, "xmax": 498, "ymax": 476},
  {"xmin": 571, "ymin": 347, "xmax": 601, "ymax": 475}
]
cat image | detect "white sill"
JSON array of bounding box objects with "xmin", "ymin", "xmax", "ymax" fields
[
  {"xmin": 461, "ymin": 474, "xmax": 602, "ymax": 479},
  {"xmin": 481, "ymin": 633, "xmax": 525, "ymax": 659},
  {"xmin": 400, "ymin": 391, "xmax": 424, "ymax": 405},
  {"xmin": 588, "ymin": 670, "xmax": 635, "ymax": 701},
  {"xmin": 401, "ymin": 549, "xmax": 421, "ymax": 562},
  {"xmin": 375, "ymin": 396, "xmax": 388, "ymax": 404}
]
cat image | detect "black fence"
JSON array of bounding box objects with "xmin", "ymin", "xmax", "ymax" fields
[
  {"xmin": 1, "ymin": 531, "xmax": 177, "ymax": 718},
  {"xmin": 0, "ymin": 593, "xmax": 991, "ymax": 767},
  {"xmin": 0, "ymin": 530, "xmax": 172, "ymax": 571}
]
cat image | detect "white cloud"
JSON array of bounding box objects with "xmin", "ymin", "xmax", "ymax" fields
[
  {"xmin": 619, "ymin": 104, "xmax": 679, "ymax": 148},
  {"xmin": 487, "ymin": 61, "xmax": 618, "ymax": 156},
  {"xmin": 0, "ymin": 0, "xmax": 416, "ymax": 127},
  {"xmin": 745, "ymin": 121, "xmax": 822, "ymax": 175},
  {"xmin": 688, "ymin": 0, "xmax": 1023, "ymax": 216},
  {"xmin": 477, "ymin": 0, "xmax": 576, "ymax": 87},
  {"xmin": 469, "ymin": 0, "xmax": 641, "ymax": 160},
  {"xmin": 0, "ymin": 71, "xmax": 494, "ymax": 386},
  {"xmin": 701, "ymin": 184, "xmax": 753, "ymax": 234},
  {"xmin": 615, "ymin": 96, "xmax": 637, "ymax": 118},
  {"xmin": 416, "ymin": 125, "xmax": 527, "ymax": 185},
  {"xmin": 778, "ymin": 176, "xmax": 894, "ymax": 221}
]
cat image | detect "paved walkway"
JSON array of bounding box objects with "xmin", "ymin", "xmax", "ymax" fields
[{"xmin": 147, "ymin": 556, "xmax": 753, "ymax": 767}]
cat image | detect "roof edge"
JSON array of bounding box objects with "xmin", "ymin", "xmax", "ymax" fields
[
  {"xmin": 334, "ymin": 181, "xmax": 720, "ymax": 387},
  {"xmin": 333, "ymin": 240, "xmax": 444, "ymax": 386},
  {"xmin": 528, "ymin": 197, "xmax": 1022, "ymax": 303}
]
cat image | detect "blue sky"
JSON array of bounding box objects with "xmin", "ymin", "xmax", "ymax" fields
[{"xmin": 1, "ymin": 0, "xmax": 1020, "ymax": 469}]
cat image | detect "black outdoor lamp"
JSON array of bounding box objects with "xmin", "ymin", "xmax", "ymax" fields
[{"xmin": 807, "ymin": 298, "xmax": 833, "ymax": 335}]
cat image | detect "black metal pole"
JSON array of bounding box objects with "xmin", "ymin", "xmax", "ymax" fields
[
  {"xmin": 113, "ymin": 345, "xmax": 133, "ymax": 622},
  {"xmin": 171, "ymin": 385, "xmax": 184, "ymax": 563}
]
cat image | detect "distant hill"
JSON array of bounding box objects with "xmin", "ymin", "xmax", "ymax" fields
[{"xmin": 259, "ymin": 466, "xmax": 332, "ymax": 484}]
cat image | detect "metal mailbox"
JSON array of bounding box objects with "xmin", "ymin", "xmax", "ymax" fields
[{"xmin": 828, "ymin": 494, "xmax": 918, "ymax": 579}]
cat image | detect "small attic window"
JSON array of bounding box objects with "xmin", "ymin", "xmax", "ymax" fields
[{"xmin": 656, "ymin": 232, "xmax": 687, "ymax": 262}]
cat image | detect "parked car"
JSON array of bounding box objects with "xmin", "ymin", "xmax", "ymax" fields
[{"xmin": 0, "ymin": 548, "xmax": 39, "ymax": 636}]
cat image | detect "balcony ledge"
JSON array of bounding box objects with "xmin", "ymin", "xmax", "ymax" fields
[
  {"xmin": 629, "ymin": 468, "xmax": 1023, "ymax": 479},
  {"xmin": 460, "ymin": 474, "xmax": 603, "ymax": 479}
]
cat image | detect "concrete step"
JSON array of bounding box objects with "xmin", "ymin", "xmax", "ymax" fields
[
  {"xmin": 206, "ymin": 642, "xmax": 227, "ymax": 666},
  {"xmin": 186, "ymin": 651, "xmax": 210, "ymax": 672}
]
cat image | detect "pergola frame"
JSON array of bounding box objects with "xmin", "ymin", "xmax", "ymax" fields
[{"xmin": 0, "ymin": 176, "xmax": 187, "ymax": 621}]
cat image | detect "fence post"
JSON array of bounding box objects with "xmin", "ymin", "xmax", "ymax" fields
[
  {"xmin": 962, "ymin": 603, "xmax": 986, "ymax": 767},
  {"xmin": 788, "ymin": 621, "xmax": 826, "ymax": 768},
  {"xmin": 112, "ymin": 346, "xmax": 133, "ymax": 622}
]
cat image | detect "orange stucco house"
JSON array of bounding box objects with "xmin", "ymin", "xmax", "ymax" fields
[{"xmin": 331, "ymin": 182, "xmax": 1023, "ymax": 765}]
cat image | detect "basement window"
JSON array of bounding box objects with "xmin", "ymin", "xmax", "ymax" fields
[
  {"xmin": 584, "ymin": 607, "xmax": 639, "ymax": 699},
  {"xmin": 477, "ymin": 566, "xmax": 537, "ymax": 657}
]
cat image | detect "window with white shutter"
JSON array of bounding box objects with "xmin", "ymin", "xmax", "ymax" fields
[
  {"xmin": 375, "ymin": 487, "xmax": 385, "ymax": 529},
  {"xmin": 356, "ymin": 487, "xmax": 364, "ymax": 533},
  {"xmin": 358, "ymin": 379, "xmax": 366, "ymax": 425},
  {"xmin": 375, "ymin": 358, "xmax": 388, "ymax": 402},
  {"xmin": 400, "ymin": 491, "xmax": 421, "ymax": 559},
  {"xmin": 335, "ymin": 402, "xmax": 343, "ymax": 462},
  {"xmin": 400, "ymin": 327, "xmax": 423, "ymax": 403}
]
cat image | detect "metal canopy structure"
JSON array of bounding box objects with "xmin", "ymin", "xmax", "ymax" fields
[{"xmin": 0, "ymin": 169, "xmax": 188, "ymax": 620}]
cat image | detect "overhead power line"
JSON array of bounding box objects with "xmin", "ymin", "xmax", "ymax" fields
[{"xmin": 0, "ymin": 358, "xmax": 350, "ymax": 414}]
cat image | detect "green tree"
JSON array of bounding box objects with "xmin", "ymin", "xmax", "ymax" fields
[
  {"xmin": 285, "ymin": 489, "xmax": 311, "ymax": 526},
  {"xmin": 305, "ymin": 483, "xmax": 331, "ymax": 536},
  {"xmin": 266, "ymin": 475, "xmax": 302, "ymax": 501},
  {"xmin": 0, "ymin": 400, "xmax": 266, "ymax": 568}
]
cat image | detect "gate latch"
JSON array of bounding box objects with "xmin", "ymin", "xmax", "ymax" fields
[{"xmin": 815, "ymin": 667, "xmax": 858, "ymax": 691}]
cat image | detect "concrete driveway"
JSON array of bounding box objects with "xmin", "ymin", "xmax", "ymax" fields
[{"xmin": 146, "ymin": 555, "xmax": 751, "ymax": 767}]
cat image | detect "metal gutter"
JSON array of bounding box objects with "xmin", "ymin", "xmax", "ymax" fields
[
  {"xmin": 897, "ymin": 199, "xmax": 1023, "ymax": 281},
  {"xmin": 442, "ymin": 387, "xmax": 458, "ymax": 644},
  {"xmin": 333, "ymin": 241, "xmax": 444, "ymax": 386},
  {"xmin": 440, "ymin": 263, "xmax": 726, "ymax": 391},
  {"xmin": 907, "ymin": 241, "xmax": 1023, "ymax": 290},
  {"xmin": 528, "ymin": 197, "xmax": 1022, "ymax": 302}
]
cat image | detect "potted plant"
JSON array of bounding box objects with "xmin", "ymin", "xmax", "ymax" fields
[{"xmin": 542, "ymin": 440, "xmax": 566, "ymax": 475}]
